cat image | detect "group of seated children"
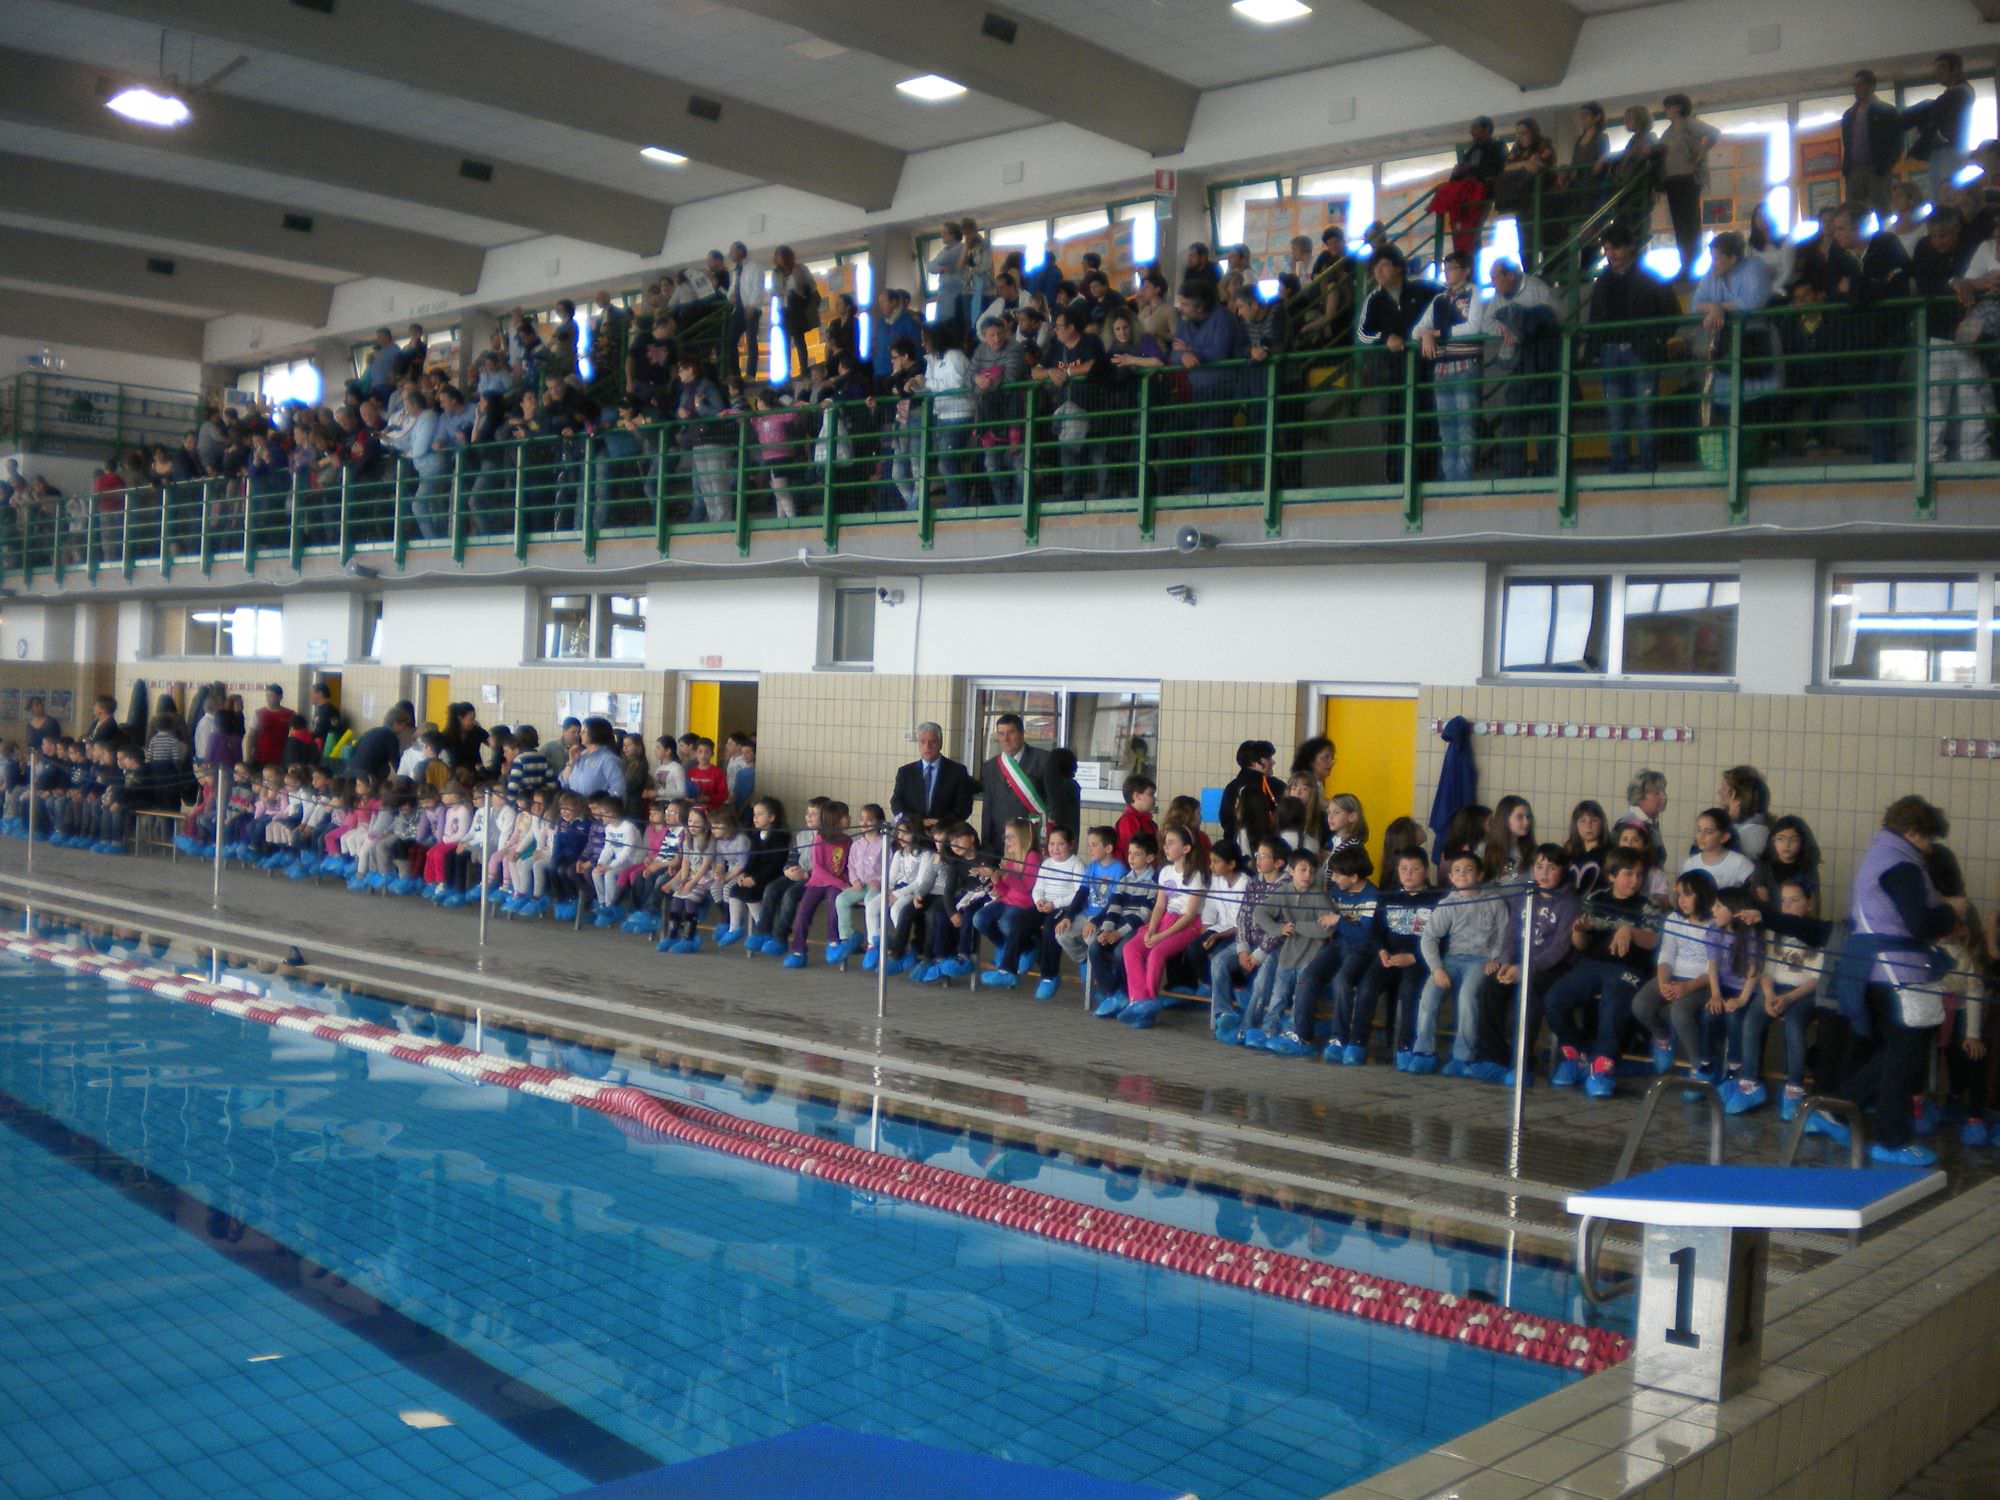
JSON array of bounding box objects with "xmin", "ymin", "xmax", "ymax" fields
[
  {"xmin": 1, "ymin": 736, "xmax": 150, "ymax": 852},
  {"xmin": 35, "ymin": 724, "xmax": 1993, "ymax": 1149}
]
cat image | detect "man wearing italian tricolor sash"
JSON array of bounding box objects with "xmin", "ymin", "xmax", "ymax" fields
[{"xmin": 979, "ymin": 713, "xmax": 1054, "ymax": 854}]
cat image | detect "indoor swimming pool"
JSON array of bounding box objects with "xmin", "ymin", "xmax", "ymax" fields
[{"xmin": 0, "ymin": 946, "xmax": 1578, "ymax": 1500}]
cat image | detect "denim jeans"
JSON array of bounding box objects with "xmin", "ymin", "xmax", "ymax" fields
[
  {"xmin": 1597, "ymin": 346, "xmax": 1656, "ymax": 472},
  {"xmin": 1208, "ymin": 944, "xmax": 1253, "ymax": 1011},
  {"xmin": 1304, "ymin": 944, "xmax": 1376, "ymax": 1045},
  {"xmin": 1357, "ymin": 960, "xmax": 1426, "ymax": 1053},
  {"xmin": 1242, "ymin": 955, "xmax": 1285, "ymax": 1032},
  {"xmin": 690, "ymin": 444, "xmax": 733, "ymax": 522},
  {"xmin": 972, "ymin": 902, "xmax": 1039, "ymax": 971},
  {"xmin": 981, "ymin": 441, "xmax": 1019, "ymax": 507},
  {"xmin": 1267, "ymin": 966, "xmax": 1312, "ymax": 1039},
  {"xmin": 1432, "ymin": 364, "xmax": 1482, "ymax": 481},
  {"xmin": 1544, "ymin": 959, "xmax": 1643, "ymax": 1061},
  {"xmin": 932, "ymin": 416, "xmax": 973, "ymax": 506},
  {"xmin": 411, "ymin": 471, "xmax": 448, "ymax": 541},
  {"xmin": 1414, "ymin": 953, "xmax": 1490, "ymax": 1061},
  {"xmin": 1736, "ymin": 992, "xmax": 1813, "ymax": 1088},
  {"xmin": 588, "ymin": 428, "xmax": 642, "ymax": 531}
]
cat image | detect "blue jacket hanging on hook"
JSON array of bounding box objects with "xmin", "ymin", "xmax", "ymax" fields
[{"xmin": 1427, "ymin": 716, "xmax": 1477, "ymax": 850}]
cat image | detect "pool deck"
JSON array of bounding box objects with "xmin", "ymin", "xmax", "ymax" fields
[{"xmin": 4, "ymin": 843, "xmax": 1995, "ymax": 1266}]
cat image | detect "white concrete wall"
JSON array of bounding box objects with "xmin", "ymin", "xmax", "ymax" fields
[
  {"xmin": 0, "ymin": 336, "xmax": 200, "ymax": 393},
  {"xmin": 280, "ymin": 593, "xmax": 359, "ymax": 667},
  {"xmin": 3, "ymin": 603, "xmax": 70, "ymax": 664},
  {"xmin": 376, "ymin": 585, "xmax": 534, "ymax": 668},
  {"xmin": 202, "ymin": 0, "xmax": 1988, "ymax": 363},
  {"xmin": 645, "ymin": 577, "xmax": 822, "ymax": 674},
  {"xmin": 1735, "ymin": 559, "xmax": 1820, "ymax": 696}
]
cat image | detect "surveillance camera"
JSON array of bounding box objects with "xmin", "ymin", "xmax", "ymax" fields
[{"xmin": 1165, "ymin": 584, "xmax": 1196, "ymax": 606}]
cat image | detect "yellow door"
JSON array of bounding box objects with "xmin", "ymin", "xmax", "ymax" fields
[
  {"xmin": 685, "ymin": 681, "xmax": 720, "ymax": 745},
  {"xmin": 1321, "ymin": 694, "xmax": 1419, "ymax": 873},
  {"xmin": 420, "ymin": 674, "xmax": 451, "ymax": 732}
]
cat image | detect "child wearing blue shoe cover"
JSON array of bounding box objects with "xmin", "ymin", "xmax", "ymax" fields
[
  {"xmin": 1085, "ymin": 833, "xmax": 1157, "ymax": 1013},
  {"xmin": 1248, "ymin": 849, "xmax": 1334, "ymax": 1054},
  {"xmin": 1356, "ymin": 848, "xmax": 1438, "ymax": 1068},
  {"xmin": 1303, "ymin": 843, "xmax": 1377, "ymax": 1062},
  {"xmin": 785, "ymin": 801, "xmax": 851, "ymax": 967},
  {"xmin": 1543, "ymin": 848, "xmax": 1658, "ymax": 1098},
  {"xmin": 1209, "ymin": 836, "xmax": 1289, "ymax": 1042},
  {"xmin": 1709, "ymin": 885, "xmax": 1765, "ymax": 1106},
  {"xmin": 1412, "ymin": 851, "xmax": 1512, "ymax": 1076}
]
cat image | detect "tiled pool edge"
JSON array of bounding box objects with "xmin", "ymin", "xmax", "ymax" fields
[{"xmin": 1322, "ymin": 1177, "xmax": 2000, "ymax": 1500}]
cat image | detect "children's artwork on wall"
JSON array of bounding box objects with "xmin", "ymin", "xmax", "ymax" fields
[
  {"xmin": 556, "ymin": 690, "xmax": 643, "ymax": 734},
  {"xmin": 44, "ymin": 690, "xmax": 72, "ymax": 721}
]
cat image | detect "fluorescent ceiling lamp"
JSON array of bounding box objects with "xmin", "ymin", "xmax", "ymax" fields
[
  {"xmin": 106, "ymin": 85, "xmax": 190, "ymax": 128},
  {"xmin": 896, "ymin": 73, "xmax": 966, "ymax": 102},
  {"xmin": 640, "ymin": 146, "xmax": 687, "ymax": 166},
  {"xmin": 1233, "ymin": 0, "xmax": 1312, "ymax": 23}
]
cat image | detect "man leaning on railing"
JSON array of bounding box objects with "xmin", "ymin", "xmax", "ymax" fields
[{"xmin": 1583, "ymin": 225, "xmax": 1681, "ymax": 476}]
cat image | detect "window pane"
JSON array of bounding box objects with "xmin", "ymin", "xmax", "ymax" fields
[
  {"xmin": 1065, "ymin": 692, "xmax": 1159, "ymax": 799},
  {"xmin": 831, "ymin": 588, "xmax": 875, "ymax": 664},
  {"xmin": 1212, "ymin": 180, "xmax": 1280, "ymax": 248},
  {"xmin": 186, "ymin": 608, "xmax": 221, "ymax": 657},
  {"xmin": 604, "ymin": 593, "xmax": 646, "ymax": 662},
  {"xmin": 1500, "ymin": 579, "xmax": 1607, "ymax": 672},
  {"xmin": 973, "ymin": 688, "xmax": 1060, "ymax": 762},
  {"xmin": 540, "ymin": 594, "xmax": 591, "ymax": 660},
  {"xmin": 362, "ymin": 599, "xmax": 385, "ymax": 659},
  {"xmin": 254, "ymin": 606, "xmax": 283, "ymax": 659},
  {"xmin": 1828, "ymin": 573, "xmax": 1978, "ymax": 684},
  {"xmin": 1624, "ymin": 575, "xmax": 1738, "ymax": 676}
]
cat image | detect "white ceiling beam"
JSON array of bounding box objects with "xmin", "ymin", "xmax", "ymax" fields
[
  {"xmin": 0, "ymin": 45, "xmax": 670, "ymax": 257},
  {"xmin": 0, "ymin": 153, "xmax": 487, "ymax": 292},
  {"xmin": 0, "ymin": 287, "xmax": 203, "ymax": 361},
  {"xmin": 0, "ymin": 225, "xmax": 333, "ymax": 323},
  {"xmin": 721, "ymin": 0, "xmax": 1199, "ymax": 155},
  {"xmin": 1365, "ymin": 0, "xmax": 1584, "ymax": 90},
  {"xmin": 59, "ymin": 0, "xmax": 906, "ymax": 211}
]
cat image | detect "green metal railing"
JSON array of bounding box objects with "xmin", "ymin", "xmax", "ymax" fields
[
  {"xmin": 0, "ymin": 371, "xmax": 203, "ymax": 461},
  {"xmin": 1, "ymin": 293, "xmax": 1984, "ymax": 585}
]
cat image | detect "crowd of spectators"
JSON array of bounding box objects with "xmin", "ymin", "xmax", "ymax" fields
[{"xmin": 4, "ymin": 53, "xmax": 1994, "ymax": 550}]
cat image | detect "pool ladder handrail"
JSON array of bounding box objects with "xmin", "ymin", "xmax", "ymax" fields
[{"xmin": 1574, "ymin": 1075, "xmax": 1727, "ymax": 1307}]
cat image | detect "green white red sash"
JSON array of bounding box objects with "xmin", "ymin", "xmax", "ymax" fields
[{"xmin": 998, "ymin": 750, "xmax": 1049, "ymax": 828}]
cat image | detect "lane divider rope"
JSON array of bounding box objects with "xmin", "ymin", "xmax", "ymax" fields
[{"xmin": 1, "ymin": 933, "xmax": 1631, "ymax": 1374}]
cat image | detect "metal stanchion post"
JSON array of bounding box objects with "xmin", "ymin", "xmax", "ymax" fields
[
  {"xmin": 474, "ymin": 1006, "xmax": 484, "ymax": 1054},
  {"xmin": 26, "ymin": 751, "xmax": 38, "ymax": 875},
  {"xmin": 477, "ymin": 787, "xmax": 492, "ymax": 953},
  {"xmin": 876, "ymin": 819, "xmax": 890, "ymax": 1021},
  {"xmin": 1509, "ymin": 892, "xmax": 1535, "ymax": 1155},
  {"xmin": 212, "ymin": 765, "xmax": 225, "ymax": 910}
]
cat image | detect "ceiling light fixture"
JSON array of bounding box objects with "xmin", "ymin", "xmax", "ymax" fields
[
  {"xmin": 106, "ymin": 85, "xmax": 191, "ymax": 128},
  {"xmin": 896, "ymin": 74, "xmax": 967, "ymax": 102},
  {"xmin": 639, "ymin": 146, "xmax": 687, "ymax": 166},
  {"xmin": 1232, "ymin": 0, "xmax": 1312, "ymax": 23}
]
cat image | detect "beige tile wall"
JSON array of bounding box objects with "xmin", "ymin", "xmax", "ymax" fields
[
  {"xmin": 0, "ymin": 661, "xmax": 115, "ymax": 748},
  {"xmin": 754, "ymin": 671, "xmax": 957, "ymax": 816},
  {"xmin": 1414, "ymin": 685, "xmax": 2000, "ymax": 917},
  {"xmin": 1156, "ymin": 679, "xmax": 1313, "ymax": 810},
  {"xmin": 445, "ymin": 667, "xmax": 674, "ymax": 745}
]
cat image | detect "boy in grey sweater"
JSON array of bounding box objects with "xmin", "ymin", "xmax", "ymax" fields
[
  {"xmin": 1248, "ymin": 850, "xmax": 1337, "ymax": 1056},
  {"xmin": 1412, "ymin": 850, "xmax": 1513, "ymax": 1075}
]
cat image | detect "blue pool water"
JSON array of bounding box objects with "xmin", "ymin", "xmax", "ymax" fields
[{"xmin": 0, "ymin": 957, "xmax": 1572, "ymax": 1500}]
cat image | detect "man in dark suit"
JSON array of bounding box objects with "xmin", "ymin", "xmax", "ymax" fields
[
  {"xmin": 978, "ymin": 713, "xmax": 1053, "ymax": 854},
  {"xmin": 890, "ymin": 722, "xmax": 974, "ymax": 833},
  {"xmin": 1841, "ymin": 69, "xmax": 1905, "ymax": 215}
]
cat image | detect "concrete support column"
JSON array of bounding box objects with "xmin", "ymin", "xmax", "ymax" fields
[
  {"xmin": 458, "ymin": 308, "xmax": 501, "ymax": 388},
  {"xmin": 867, "ymin": 226, "xmax": 921, "ymax": 314},
  {"xmin": 1163, "ymin": 172, "xmax": 1216, "ymax": 282},
  {"xmin": 313, "ymin": 336, "xmax": 353, "ymax": 405}
]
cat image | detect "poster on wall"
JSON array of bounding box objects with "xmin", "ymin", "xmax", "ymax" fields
[
  {"xmin": 555, "ymin": 690, "xmax": 643, "ymax": 734},
  {"xmin": 1243, "ymin": 197, "xmax": 1348, "ymax": 281},
  {"xmin": 44, "ymin": 690, "xmax": 72, "ymax": 722},
  {"xmin": 1053, "ymin": 220, "xmax": 1137, "ymax": 287},
  {"xmin": 0, "ymin": 690, "xmax": 20, "ymax": 725}
]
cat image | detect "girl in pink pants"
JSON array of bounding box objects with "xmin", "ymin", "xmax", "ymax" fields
[{"xmin": 1120, "ymin": 824, "xmax": 1209, "ymax": 1025}]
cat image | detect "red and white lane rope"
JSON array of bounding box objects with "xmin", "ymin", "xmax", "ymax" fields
[{"xmin": 1, "ymin": 934, "xmax": 1631, "ymax": 1374}]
